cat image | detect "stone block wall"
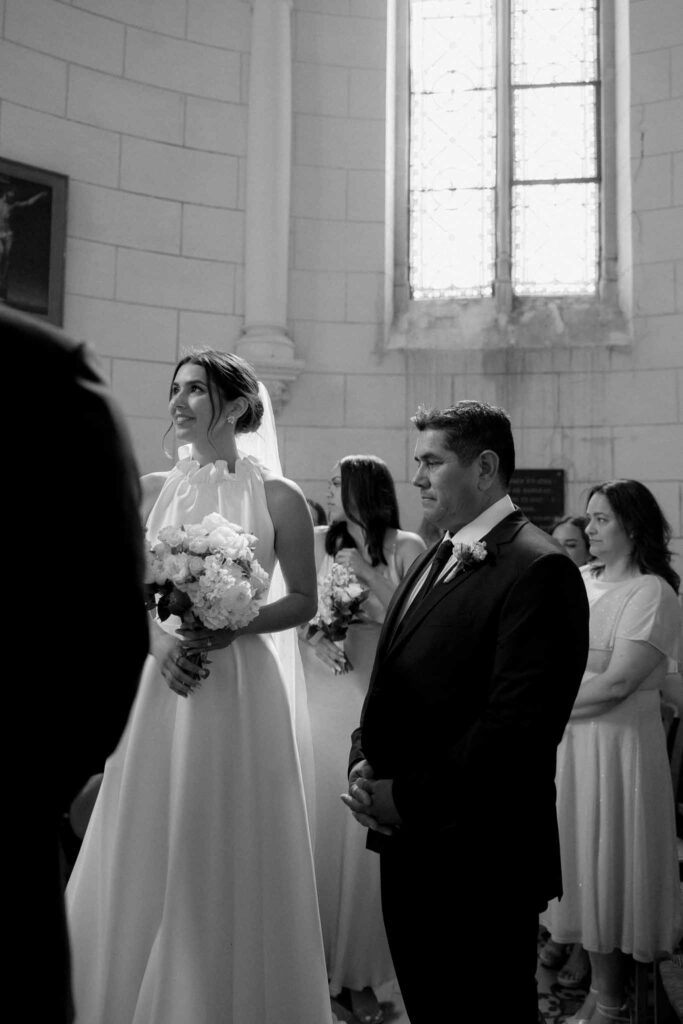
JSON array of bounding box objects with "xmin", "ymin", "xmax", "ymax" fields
[
  {"xmin": 1, "ymin": 0, "xmax": 681, "ymax": 562},
  {"xmin": 283, "ymin": 0, "xmax": 683, "ymax": 565},
  {"xmin": 0, "ymin": 0, "xmax": 250, "ymax": 473}
]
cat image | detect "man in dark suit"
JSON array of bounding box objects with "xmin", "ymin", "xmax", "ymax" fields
[
  {"xmin": 6, "ymin": 305, "xmax": 149, "ymax": 1023},
  {"xmin": 343, "ymin": 401, "xmax": 589, "ymax": 1024}
]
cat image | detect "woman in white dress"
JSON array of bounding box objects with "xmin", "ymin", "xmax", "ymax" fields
[
  {"xmin": 66, "ymin": 349, "xmax": 334, "ymax": 1024},
  {"xmin": 541, "ymin": 479, "xmax": 682, "ymax": 1024},
  {"xmin": 298, "ymin": 455, "xmax": 425, "ymax": 1023}
]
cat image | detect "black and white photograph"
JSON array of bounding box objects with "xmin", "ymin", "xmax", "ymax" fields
[{"xmin": 4, "ymin": 2, "xmax": 681, "ymax": 1023}]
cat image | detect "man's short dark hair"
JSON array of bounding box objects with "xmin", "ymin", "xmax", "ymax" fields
[{"xmin": 412, "ymin": 400, "xmax": 515, "ymax": 487}]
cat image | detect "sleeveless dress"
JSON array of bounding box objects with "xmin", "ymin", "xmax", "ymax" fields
[
  {"xmin": 541, "ymin": 568, "xmax": 683, "ymax": 961},
  {"xmin": 300, "ymin": 530, "xmax": 397, "ymax": 995},
  {"xmin": 66, "ymin": 454, "xmax": 333, "ymax": 1024}
]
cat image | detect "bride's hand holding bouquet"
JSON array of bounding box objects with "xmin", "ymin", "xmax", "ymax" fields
[{"xmin": 146, "ymin": 513, "xmax": 269, "ymax": 697}]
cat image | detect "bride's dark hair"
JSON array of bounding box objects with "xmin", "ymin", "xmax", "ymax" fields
[
  {"xmin": 163, "ymin": 348, "xmax": 264, "ymax": 455},
  {"xmin": 325, "ymin": 455, "xmax": 401, "ymax": 567},
  {"xmin": 174, "ymin": 348, "xmax": 263, "ymax": 434},
  {"xmin": 587, "ymin": 479, "xmax": 680, "ymax": 593}
]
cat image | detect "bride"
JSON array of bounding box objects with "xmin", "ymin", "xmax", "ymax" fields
[{"xmin": 66, "ymin": 349, "xmax": 334, "ymax": 1024}]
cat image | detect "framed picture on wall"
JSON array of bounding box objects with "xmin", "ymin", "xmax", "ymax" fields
[{"xmin": 0, "ymin": 156, "xmax": 67, "ymax": 326}]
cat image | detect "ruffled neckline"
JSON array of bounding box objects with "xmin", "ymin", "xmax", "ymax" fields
[{"xmin": 175, "ymin": 451, "xmax": 260, "ymax": 484}]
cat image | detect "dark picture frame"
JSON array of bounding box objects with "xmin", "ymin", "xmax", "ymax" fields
[{"xmin": 0, "ymin": 156, "xmax": 68, "ymax": 326}]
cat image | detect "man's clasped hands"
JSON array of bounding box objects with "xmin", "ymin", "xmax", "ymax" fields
[{"xmin": 341, "ymin": 760, "xmax": 403, "ymax": 836}]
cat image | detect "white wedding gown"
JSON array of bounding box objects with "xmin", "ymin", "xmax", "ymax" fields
[{"xmin": 66, "ymin": 454, "xmax": 333, "ymax": 1024}]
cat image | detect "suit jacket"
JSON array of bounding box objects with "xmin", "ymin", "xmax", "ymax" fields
[
  {"xmin": 5, "ymin": 304, "xmax": 150, "ymax": 815},
  {"xmin": 6, "ymin": 305, "xmax": 149, "ymax": 1022},
  {"xmin": 350, "ymin": 508, "xmax": 589, "ymax": 904}
]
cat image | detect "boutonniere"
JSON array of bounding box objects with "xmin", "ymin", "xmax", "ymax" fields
[
  {"xmin": 444, "ymin": 541, "xmax": 488, "ymax": 581},
  {"xmin": 454, "ymin": 540, "xmax": 488, "ymax": 567}
]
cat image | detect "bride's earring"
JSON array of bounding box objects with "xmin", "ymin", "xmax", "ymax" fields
[{"xmin": 227, "ymin": 415, "xmax": 235, "ymax": 425}]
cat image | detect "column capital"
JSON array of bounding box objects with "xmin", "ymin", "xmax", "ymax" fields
[{"xmin": 236, "ymin": 326, "xmax": 304, "ymax": 415}]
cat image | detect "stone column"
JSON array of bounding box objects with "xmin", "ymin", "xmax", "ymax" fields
[{"xmin": 237, "ymin": 0, "xmax": 302, "ymax": 413}]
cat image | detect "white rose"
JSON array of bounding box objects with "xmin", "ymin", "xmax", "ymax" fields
[
  {"xmin": 184, "ymin": 523, "xmax": 206, "ymax": 537},
  {"xmin": 201, "ymin": 512, "xmax": 233, "ymax": 532},
  {"xmin": 188, "ymin": 555, "xmax": 205, "ymax": 575},
  {"xmin": 225, "ymin": 534, "xmax": 252, "ymax": 559},
  {"xmin": 203, "ymin": 553, "xmax": 227, "ymax": 576},
  {"xmin": 207, "ymin": 527, "xmax": 237, "ymax": 552},
  {"xmin": 147, "ymin": 557, "xmax": 169, "ymax": 585},
  {"xmin": 158, "ymin": 525, "xmax": 184, "ymax": 548},
  {"xmin": 188, "ymin": 535, "xmax": 210, "ymax": 554},
  {"xmin": 163, "ymin": 552, "xmax": 190, "ymax": 584}
]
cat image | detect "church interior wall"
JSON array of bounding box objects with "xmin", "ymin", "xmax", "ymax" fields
[{"xmin": 1, "ymin": 0, "xmax": 680, "ymax": 558}]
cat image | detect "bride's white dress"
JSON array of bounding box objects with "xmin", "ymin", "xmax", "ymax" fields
[{"xmin": 66, "ymin": 454, "xmax": 333, "ymax": 1024}]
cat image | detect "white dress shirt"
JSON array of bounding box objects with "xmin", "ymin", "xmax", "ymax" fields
[{"xmin": 401, "ymin": 494, "xmax": 515, "ymax": 617}]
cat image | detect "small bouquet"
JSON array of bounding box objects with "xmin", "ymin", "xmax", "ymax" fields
[
  {"xmin": 145, "ymin": 512, "xmax": 270, "ymax": 683},
  {"xmin": 305, "ymin": 561, "xmax": 368, "ymax": 674}
]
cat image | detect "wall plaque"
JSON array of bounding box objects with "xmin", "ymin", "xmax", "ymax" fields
[{"xmin": 509, "ymin": 469, "xmax": 565, "ymax": 532}]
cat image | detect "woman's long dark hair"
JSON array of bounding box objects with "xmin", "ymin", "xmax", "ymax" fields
[
  {"xmin": 551, "ymin": 513, "xmax": 590, "ymax": 536},
  {"xmin": 325, "ymin": 455, "xmax": 401, "ymax": 567},
  {"xmin": 587, "ymin": 480, "xmax": 680, "ymax": 593}
]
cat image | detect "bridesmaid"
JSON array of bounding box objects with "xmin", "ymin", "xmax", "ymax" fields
[
  {"xmin": 542, "ymin": 480, "xmax": 682, "ymax": 1024},
  {"xmin": 550, "ymin": 514, "xmax": 592, "ymax": 569},
  {"xmin": 299, "ymin": 455, "xmax": 425, "ymax": 1024}
]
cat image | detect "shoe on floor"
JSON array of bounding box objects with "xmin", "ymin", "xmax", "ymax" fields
[{"xmin": 557, "ymin": 945, "xmax": 591, "ymax": 989}]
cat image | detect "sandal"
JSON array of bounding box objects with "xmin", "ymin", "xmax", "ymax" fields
[
  {"xmin": 557, "ymin": 945, "xmax": 591, "ymax": 989},
  {"xmin": 595, "ymin": 1000, "xmax": 631, "ymax": 1023},
  {"xmin": 539, "ymin": 939, "xmax": 570, "ymax": 970}
]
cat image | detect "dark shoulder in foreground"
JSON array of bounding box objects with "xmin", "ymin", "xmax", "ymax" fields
[
  {"xmin": 518, "ymin": 518, "xmax": 567, "ymax": 557},
  {"xmin": 2, "ymin": 303, "xmax": 102, "ymax": 386},
  {"xmin": 498, "ymin": 513, "xmax": 581, "ymax": 576}
]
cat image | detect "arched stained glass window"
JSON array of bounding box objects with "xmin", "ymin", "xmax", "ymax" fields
[{"xmin": 409, "ymin": 0, "xmax": 600, "ymax": 302}]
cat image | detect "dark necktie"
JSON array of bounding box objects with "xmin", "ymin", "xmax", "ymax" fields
[{"xmin": 416, "ymin": 538, "xmax": 454, "ymax": 602}]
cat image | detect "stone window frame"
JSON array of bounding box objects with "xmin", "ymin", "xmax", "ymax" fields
[{"xmin": 384, "ymin": 0, "xmax": 631, "ymax": 352}]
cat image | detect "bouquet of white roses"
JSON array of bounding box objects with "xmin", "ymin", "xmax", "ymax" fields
[
  {"xmin": 145, "ymin": 512, "xmax": 270, "ymax": 680},
  {"xmin": 305, "ymin": 560, "xmax": 368, "ymax": 674}
]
